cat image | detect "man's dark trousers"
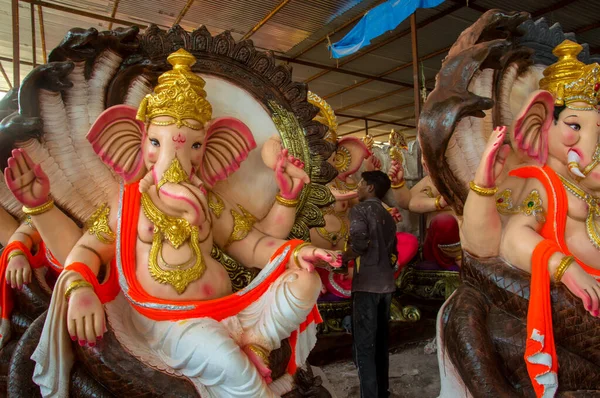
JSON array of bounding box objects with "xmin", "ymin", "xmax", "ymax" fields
[{"xmin": 352, "ymin": 291, "xmax": 392, "ymax": 398}]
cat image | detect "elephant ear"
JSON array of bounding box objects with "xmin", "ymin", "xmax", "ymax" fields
[
  {"xmin": 336, "ymin": 136, "xmax": 371, "ymax": 180},
  {"xmin": 199, "ymin": 117, "xmax": 257, "ymax": 187},
  {"xmin": 86, "ymin": 105, "xmax": 147, "ymax": 183},
  {"xmin": 512, "ymin": 90, "xmax": 555, "ymax": 165}
]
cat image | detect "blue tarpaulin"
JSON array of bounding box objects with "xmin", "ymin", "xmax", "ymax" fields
[{"xmin": 329, "ymin": 0, "xmax": 446, "ymax": 59}]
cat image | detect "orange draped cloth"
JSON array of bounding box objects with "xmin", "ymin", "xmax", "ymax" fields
[{"xmin": 510, "ymin": 165, "xmax": 600, "ymax": 397}]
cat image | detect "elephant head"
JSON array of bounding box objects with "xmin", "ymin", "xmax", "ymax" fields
[
  {"xmin": 511, "ymin": 41, "xmax": 600, "ymax": 192},
  {"xmin": 87, "ymin": 49, "xmax": 256, "ymax": 226}
]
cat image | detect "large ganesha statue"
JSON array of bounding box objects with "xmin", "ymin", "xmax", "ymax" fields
[
  {"xmin": 419, "ymin": 10, "xmax": 600, "ymax": 397},
  {"xmin": 0, "ymin": 25, "xmax": 342, "ymax": 397}
]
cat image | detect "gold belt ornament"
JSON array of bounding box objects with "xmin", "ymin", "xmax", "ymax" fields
[{"xmin": 141, "ymin": 193, "xmax": 206, "ymax": 294}]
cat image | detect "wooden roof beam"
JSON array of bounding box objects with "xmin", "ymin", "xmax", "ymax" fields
[
  {"xmin": 336, "ymin": 113, "xmax": 415, "ymax": 128},
  {"xmin": 274, "ymin": 55, "xmax": 414, "ymax": 87},
  {"xmin": 323, "ymin": 45, "xmax": 448, "ymax": 100},
  {"xmin": 338, "ymin": 103, "xmax": 414, "ymax": 126},
  {"xmin": 242, "ymin": 0, "xmax": 290, "ymax": 40},
  {"xmin": 174, "ymin": 0, "xmax": 194, "ymax": 25}
]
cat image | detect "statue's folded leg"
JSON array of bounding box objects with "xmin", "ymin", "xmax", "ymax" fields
[
  {"xmin": 237, "ymin": 268, "xmax": 322, "ymax": 362},
  {"xmin": 110, "ymin": 294, "xmax": 277, "ymax": 398}
]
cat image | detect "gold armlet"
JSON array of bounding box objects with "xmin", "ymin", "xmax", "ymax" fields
[
  {"xmin": 207, "ymin": 191, "xmax": 225, "ymax": 218},
  {"xmin": 391, "ymin": 180, "xmax": 406, "ymax": 189},
  {"xmin": 22, "ymin": 199, "xmax": 54, "ymax": 216},
  {"xmin": 275, "ymin": 194, "xmax": 299, "ymax": 207},
  {"xmin": 224, "ymin": 205, "xmax": 258, "ymax": 249},
  {"xmin": 434, "ymin": 196, "xmax": 443, "ymax": 211},
  {"xmin": 247, "ymin": 344, "xmax": 270, "ymax": 366},
  {"xmin": 469, "ymin": 181, "xmax": 498, "ymax": 196},
  {"xmin": 292, "ymin": 242, "xmax": 311, "ymax": 268},
  {"xmin": 554, "ymin": 255, "xmax": 574, "ymax": 283},
  {"xmin": 7, "ymin": 250, "xmax": 26, "ymax": 263},
  {"xmin": 86, "ymin": 203, "xmax": 116, "ymax": 244},
  {"xmin": 64, "ymin": 280, "xmax": 93, "ymax": 301}
]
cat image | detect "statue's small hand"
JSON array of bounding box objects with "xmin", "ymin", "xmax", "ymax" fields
[
  {"xmin": 473, "ymin": 126, "xmax": 510, "ymax": 188},
  {"xmin": 67, "ymin": 284, "xmax": 106, "ymax": 347},
  {"xmin": 388, "ymin": 207, "xmax": 402, "ymax": 223},
  {"xmin": 4, "ymin": 149, "xmax": 51, "ymax": 207},
  {"xmin": 275, "ymin": 148, "xmax": 310, "ymax": 200},
  {"xmin": 388, "ymin": 160, "xmax": 405, "ymax": 184},
  {"xmin": 6, "ymin": 253, "xmax": 31, "ymax": 290},
  {"xmin": 365, "ymin": 156, "xmax": 381, "ymax": 171},
  {"xmin": 295, "ymin": 246, "xmax": 342, "ymax": 273},
  {"xmin": 561, "ymin": 263, "xmax": 600, "ymax": 317}
]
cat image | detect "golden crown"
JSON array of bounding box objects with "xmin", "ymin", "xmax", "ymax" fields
[
  {"xmin": 307, "ymin": 91, "xmax": 338, "ymax": 144},
  {"xmin": 539, "ymin": 40, "xmax": 600, "ymax": 111},
  {"xmin": 136, "ymin": 49, "xmax": 212, "ymax": 129}
]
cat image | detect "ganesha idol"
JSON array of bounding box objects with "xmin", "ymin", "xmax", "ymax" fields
[
  {"xmin": 417, "ymin": 9, "xmax": 600, "ymax": 397},
  {"xmin": 263, "ymin": 92, "xmax": 415, "ymax": 300},
  {"xmin": 2, "ymin": 45, "xmax": 345, "ymax": 397}
]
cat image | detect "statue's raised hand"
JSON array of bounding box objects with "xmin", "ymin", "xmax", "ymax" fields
[
  {"xmin": 67, "ymin": 282, "xmax": 106, "ymax": 346},
  {"xmin": 275, "ymin": 148, "xmax": 310, "ymax": 199},
  {"xmin": 388, "ymin": 207, "xmax": 402, "ymax": 223},
  {"xmin": 388, "ymin": 160, "xmax": 404, "ymax": 184},
  {"xmin": 6, "ymin": 253, "xmax": 31, "ymax": 290},
  {"xmin": 473, "ymin": 126, "xmax": 511, "ymax": 188},
  {"xmin": 4, "ymin": 149, "xmax": 50, "ymax": 207},
  {"xmin": 293, "ymin": 246, "xmax": 342, "ymax": 273},
  {"xmin": 561, "ymin": 262, "xmax": 600, "ymax": 317},
  {"xmin": 365, "ymin": 155, "xmax": 381, "ymax": 171}
]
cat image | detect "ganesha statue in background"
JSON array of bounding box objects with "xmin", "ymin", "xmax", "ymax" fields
[
  {"xmin": 0, "ymin": 24, "xmax": 342, "ymax": 397},
  {"xmin": 418, "ymin": 9, "xmax": 600, "ymax": 397}
]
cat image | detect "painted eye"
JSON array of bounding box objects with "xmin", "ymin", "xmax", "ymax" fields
[
  {"xmin": 149, "ymin": 138, "xmax": 160, "ymax": 147},
  {"xmin": 566, "ymin": 123, "xmax": 581, "ymax": 131},
  {"xmin": 192, "ymin": 142, "xmax": 202, "ymax": 149}
]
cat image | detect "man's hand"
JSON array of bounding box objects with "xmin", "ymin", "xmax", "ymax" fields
[{"xmin": 292, "ymin": 246, "xmax": 342, "ymax": 273}]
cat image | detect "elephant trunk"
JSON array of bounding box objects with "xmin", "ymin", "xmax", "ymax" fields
[{"xmin": 154, "ymin": 157, "xmax": 207, "ymax": 226}]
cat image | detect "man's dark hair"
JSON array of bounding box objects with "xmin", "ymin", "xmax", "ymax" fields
[{"xmin": 361, "ymin": 170, "xmax": 391, "ymax": 199}]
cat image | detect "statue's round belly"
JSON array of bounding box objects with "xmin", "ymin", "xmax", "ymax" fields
[{"xmin": 134, "ymin": 244, "xmax": 233, "ymax": 301}]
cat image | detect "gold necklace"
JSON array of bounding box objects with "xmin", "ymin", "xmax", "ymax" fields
[
  {"xmin": 316, "ymin": 206, "xmax": 349, "ymax": 246},
  {"xmin": 558, "ymin": 174, "xmax": 600, "ymax": 250},
  {"xmin": 140, "ymin": 193, "xmax": 206, "ymax": 294}
]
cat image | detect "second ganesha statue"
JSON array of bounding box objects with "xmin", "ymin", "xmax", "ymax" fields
[
  {"xmin": 3, "ymin": 47, "xmax": 342, "ymax": 397},
  {"xmin": 418, "ymin": 9, "xmax": 600, "ymax": 397}
]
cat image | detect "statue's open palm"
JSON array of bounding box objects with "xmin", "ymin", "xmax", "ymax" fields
[
  {"xmin": 4, "ymin": 149, "xmax": 50, "ymax": 207},
  {"xmin": 295, "ymin": 246, "xmax": 342, "ymax": 272},
  {"xmin": 473, "ymin": 126, "xmax": 511, "ymax": 188}
]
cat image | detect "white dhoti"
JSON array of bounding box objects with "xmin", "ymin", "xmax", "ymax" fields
[
  {"xmin": 31, "ymin": 251, "xmax": 320, "ymax": 398},
  {"xmin": 107, "ymin": 269, "xmax": 318, "ymax": 398}
]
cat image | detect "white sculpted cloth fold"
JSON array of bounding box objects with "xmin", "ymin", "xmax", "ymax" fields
[{"xmin": 31, "ymin": 264, "xmax": 319, "ymax": 397}]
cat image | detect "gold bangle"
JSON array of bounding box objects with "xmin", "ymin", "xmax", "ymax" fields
[
  {"xmin": 292, "ymin": 242, "xmax": 311, "ymax": 269},
  {"xmin": 275, "ymin": 194, "xmax": 299, "ymax": 207},
  {"xmin": 64, "ymin": 280, "xmax": 93, "ymax": 301},
  {"xmin": 22, "ymin": 199, "xmax": 54, "ymax": 216},
  {"xmin": 247, "ymin": 344, "xmax": 270, "ymax": 366},
  {"xmin": 435, "ymin": 196, "xmax": 443, "ymax": 211},
  {"xmin": 554, "ymin": 255, "xmax": 574, "ymax": 283},
  {"xmin": 469, "ymin": 181, "xmax": 498, "ymax": 196},
  {"xmin": 7, "ymin": 250, "xmax": 26, "ymax": 263},
  {"xmin": 391, "ymin": 180, "xmax": 406, "ymax": 189}
]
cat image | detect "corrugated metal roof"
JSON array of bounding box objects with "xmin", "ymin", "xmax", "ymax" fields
[{"xmin": 1, "ymin": 0, "xmax": 599, "ymax": 143}]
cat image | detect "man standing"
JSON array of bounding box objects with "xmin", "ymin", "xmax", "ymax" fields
[{"xmin": 343, "ymin": 170, "xmax": 398, "ymax": 398}]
